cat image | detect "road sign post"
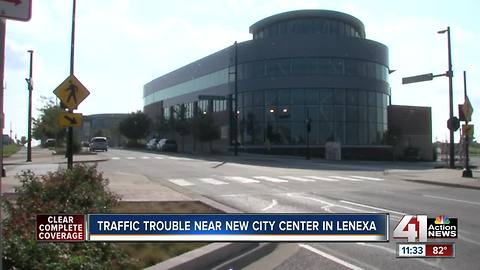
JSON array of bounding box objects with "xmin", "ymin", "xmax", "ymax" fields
[{"xmin": 462, "ymin": 71, "xmax": 473, "ymax": 178}]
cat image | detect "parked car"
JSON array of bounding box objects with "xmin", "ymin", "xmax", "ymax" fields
[
  {"xmin": 89, "ymin": 137, "xmax": 108, "ymax": 152},
  {"xmin": 81, "ymin": 141, "xmax": 90, "ymax": 147},
  {"xmin": 146, "ymin": 138, "xmax": 160, "ymax": 150},
  {"xmin": 156, "ymin": 139, "xmax": 177, "ymax": 152},
  {"xmin": 45, "ymin": 138, "xmax": 56, "ymax": 148}
]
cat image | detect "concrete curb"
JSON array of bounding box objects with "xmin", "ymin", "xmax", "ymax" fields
[
  {"xmin": 212, "ymin": 243, "xmax": 278, "ymax": 270},
  {"xmin": 400, "ymin": 178, "xmax": 480, "ymax": 190}
]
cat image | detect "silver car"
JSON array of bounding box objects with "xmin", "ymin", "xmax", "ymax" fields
[{"xmin": 89, "ymin": 137, "xmax": 108, "ymax": 152}]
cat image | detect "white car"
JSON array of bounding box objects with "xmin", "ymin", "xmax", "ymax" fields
[
  {"xmin": 146, "ymin": 138, "xmax": 160, "ymax": 150},
  {"xmin": 89, "ymin": 137, "xmax": 108, "ymax": 152}
]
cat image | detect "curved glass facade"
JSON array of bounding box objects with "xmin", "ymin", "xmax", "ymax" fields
[
  {"xmin": 238, "ymin": 57, "xmax": 388, "ymax": 82},
  {"xmin": 253, "ymin": 18, "xmax": 362, "ymax": 39},
  {"xmin": 238, "ymin": 88, "xmax": 388, "ymax": 146}
]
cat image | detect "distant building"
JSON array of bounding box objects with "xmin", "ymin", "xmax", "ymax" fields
[
  {"xmin": 2, "ymin": 134, "xmax": 13, "ymax": 144},
  {"xmin": 80, "ymin": 114, "xmax": 129, "ymax": 147},
  {"xmin": 144, "ymin": 10, "xmax": 391, "ymax": 158}
]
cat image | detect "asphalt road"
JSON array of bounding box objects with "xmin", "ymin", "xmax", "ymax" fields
[{"xmin": 97, "ymin": 149, "xmax": 480, "ymax": 270}]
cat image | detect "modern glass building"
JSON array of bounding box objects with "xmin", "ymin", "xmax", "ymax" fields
[{"xmin": 144, "ymin": 10, "xmax": 391, "ymax": 157}]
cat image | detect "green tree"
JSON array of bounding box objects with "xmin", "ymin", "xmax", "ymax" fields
[
  {"xmin": 118, "ymin": 111, "xmax": 151, "ymax": 146},
  {"xmin": 196, "ymin": 113, "xmax": 220, "ymax": 153},
  {"xmin": 32, "ymin": 97, "xmax": 66, "ymax": 146},
  {"xmin": 174, "ymin": 104, "xmax": 191, "ymax": 152}
]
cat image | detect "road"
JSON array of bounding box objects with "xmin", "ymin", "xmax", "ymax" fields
[{"xmin": 97, "ymin": 149, "xmax": 479, "ymax": 270}]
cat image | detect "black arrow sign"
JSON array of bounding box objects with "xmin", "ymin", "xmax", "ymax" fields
[{"xmin": 64, "ymin": 115, "xmax": 78, "ymax": 125}]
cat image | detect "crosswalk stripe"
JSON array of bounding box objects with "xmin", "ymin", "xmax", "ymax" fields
[
  {"xmin": 329, "ymin": 176, "xmax": 363, "ymax": 181},
  {"xmin": 169, "ymin": 179, "xmax": 194, "ymax": 186},
  {"xmin": 111, "ymin": 157, "xmax": 120, "ymax": 160},
  {"xmin": 303, "ymin": 176, "xmax": 339, "ymax": 182},
  {"xmin": 224, "ymin": 176, "xmax": 260, "ymax": 183},
  {"xmin": 198, "ymin": 178, "xmax": 228, "ymax": 185},
  {"xmin": 253, "ymin": 176, "xmax": 288, "ymax": 183},
  {"xmin": 280, "ymin": 176, "xmax": 315, "ymax": 182},
  {"xmin": 350, "ymin": 176, "xmax": 384, "ymax": 181},
  {"xmin": 141, "ymin": 156, "xmax": 151, "ymax": 159},
  {"xmin": 167, "ymin": 157, "xmax": 193, "ymax": 161},
  {"xmin": 126, "ymin": 157, "xmax": 135, "ymax": 160},
  {"xmin": 154, "ymin": 157, "xmax": 164, "ymax": 159}
]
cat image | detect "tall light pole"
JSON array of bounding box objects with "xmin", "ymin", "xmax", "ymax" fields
[
  {"xmin": 26, "ymin": 49, "xmax": 33, "ymax": 162},
  {"xmin": 438, "ymin": 27, "xmax": 455, "ymax": 169}
]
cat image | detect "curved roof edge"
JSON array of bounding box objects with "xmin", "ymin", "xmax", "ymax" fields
[{"xmin": 249, "ymin": 10, "xmax": 366, "ymax": 38}]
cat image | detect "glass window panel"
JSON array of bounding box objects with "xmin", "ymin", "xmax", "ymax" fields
[
  {"xmin": 339, "ymin": 22, "xmax": 345, "ymax": 36},
  {"xmin": 306, "ymin": 106, "xmax": 318, "ymax": 121},
  {"xmin": 319, "ymin": 122, "xmax": 335, "ymax": 143},
  {"xmin": 319, "ymin": 89, "xmax": 333, "ymax": 104},
  {"xmin": 332, "ymin": 59, "xmax": 344, "ymax": 75},
  {"xmin": 265, "ymin": 89, "xmax": 277, "ymax": 106},
  {"xmin": 291, "ymin": 106, "xmax": 305, "ymax": 121},
  {"xmin": 335, "ymin": 122, "xmax": 345, "ymax": 143},
  {"xmin": 308, "ymin": 122, "xmax": 319, "ymax": 145},
  {"xmin": 367, "ymin": 62, "xmax": 376, "ymax": 78},
  {"xmin": 254, "ymin": 90, "xmax": 264, "ymax": 106},
  {"xmin": 368, "ymin": 107, "xmax": 377, "ymax": 123},
  {"xmin": 346, "ymin": 89, "xmax": 358, "ymax": 105},
  {"xmin": 358, "ymin": 90, "xmax": 367, "ymax": 106},
  {"xmin": 279, "ymin": 21, "xmax": 287, "ymax": 35},
  {"xmin": 253, "ymin": 61, "xmax": 266, "ymax": 78},
  {"xmin": 292, "ymin": 58, "xmax": 317, "ymax": 75},
  {"xmin": 306, "ymin": 89, "xmax": 319, "ymax": 105},
  {"xmin": 369, "ymin": 123, "xmax": 377, "ymax": 144},
  {"xmin": 376, "ymin": 92, "xmax": 383, "ymax": 107},
  {"xmin": 266, "ymin": 59, "xmax": 290, "ymax": 77},
  {"xmin": 291, "ymin": 88, "xmax": 305, "ymax": 105},
  {"xmin": 334, "ymin": 105, "xmax": 345, "ymax": 122},
  {"xmin": 318, "ymin": 58, "xmax": 332, "ymax": 75},
  {"xmin": 313, "ymin": 18, "xmax": 323, "ymax": 34},
  {"xmin": 346, "ymin": 123, "xmax": 359, "ymax": 145},
  {"xmin": 358, "ymin": 122, "xmax": 367, "ymax": 144},
  {"xmin": 358, "ymin": 106, "xmax": 367, "ymax": 122},
  {"xmin": 346, "ymin": 106, "xmax": 358, "ymax": 122},
  {"xmin": 377, "ymin": 108, "xmax": 383, "ymax": 125},
  {"xmin": 278, "ymin": 89, "xmax": 291, "ymax": 105},
  {"xmin": 269, "ymin": 24, "xmax": 278, "ymax": 37},
  {"xmin": 344, "ymin": 59, "xmax": 357, "ymax": 76},
  {"xmin": 323, "ymin": 20, "xmax": 330, "ymax": 34},
  {"xmin": 383, "ymin": 107, "xmax": 388, "ymax": 124},
  {"xmin": 330, "ymin": 20, "xmax": 339, "ymax": 35},
  {"xmin": 244, "ymin": 92, "xmax": 253, "ymax": 106},
  {"xmin": 334, "ymin": 88, "xmax": 345, "ymax": 104},
  {"xmin": 291, "ymin": 123, "xmax": 305, "ymax": 144},
  {"xmin": 319, "ymin": 105, "xmax": 333, "ymax": 122},
  {"xmin": 345, "ymin": 25, "xmax": 352, "ymax": 37},
  {"xmin": 237, "ymin": 93, "xmax": 243, "ymax": 108},
  {"xmin": 368, "ymin": 91, "xmax": 376, "ymax": 106}
]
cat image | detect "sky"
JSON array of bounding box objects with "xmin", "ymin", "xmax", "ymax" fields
[{"xmin": 2, "ymin": 0, "xmax": 479, "ymax": 143}]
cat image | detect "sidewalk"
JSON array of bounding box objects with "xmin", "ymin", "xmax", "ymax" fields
[
  {"xmin": 1, "ymin": 147, "xmax": 191, "ymax": 201},
  {"xmin": 385, "ymin": 168, "xmax": 480, "ymax": 189}
]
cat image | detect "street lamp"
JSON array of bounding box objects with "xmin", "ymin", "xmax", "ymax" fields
[
  {"xmin": 26, "ymin": 50, "xmax": 33, "ymax": 162},
  {"xmin": 438, "ymin": 27, "xmax": 455, "ymax": 169}
]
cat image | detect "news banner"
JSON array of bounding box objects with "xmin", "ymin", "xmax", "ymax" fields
[{"xmin": 36, "ymin": 213, "xmax": 457, "ymax": 258}]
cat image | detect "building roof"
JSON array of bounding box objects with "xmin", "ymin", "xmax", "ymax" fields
[{"xmin": 249, "ymin": 9, "xmax": 366, "ymax": 38}]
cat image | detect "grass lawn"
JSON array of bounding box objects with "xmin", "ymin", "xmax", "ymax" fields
[
  {"xmin": 112, "ymin": 201, "xmax": 223, "ymax": 269},
  {"xmin": 2, "ymin": 144, "xmax": 21, "ymax": 157}
]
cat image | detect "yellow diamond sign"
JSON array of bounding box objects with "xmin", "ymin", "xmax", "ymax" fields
[
  {"xmin": 58, "ymin": 112, "xmax": 83, "ymax": 127},
  {"xmin": 462, "ymin": 96, "xmax": 473, "ymax": 122},
  {"xmin": 53, "ymin": 74, "xmax": 90, "ymax": 110}
]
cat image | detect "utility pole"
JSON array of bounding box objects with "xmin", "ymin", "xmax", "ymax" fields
[
  {"xmin": 26, "ymin": 49, "xmax": 33, "ymax": 162},
  {"xmin": 1, "ymin": 19, "xmax": 6, "ymax": 178},
  {"xmin": 233, "ymin": 41, "xmax": 238, "ymax": 156},
  {"xmin": 67, "ymin": 0, "xmax": 76, "ymax": 169}
]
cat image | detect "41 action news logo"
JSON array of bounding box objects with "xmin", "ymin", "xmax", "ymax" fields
[{"xmin": 393, "ymin": 215, "xmax": 457, "ymax": 242}]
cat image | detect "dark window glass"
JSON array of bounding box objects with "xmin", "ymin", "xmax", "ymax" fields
[
  {"xmin": 291, "ymin": 88, "xmax": 305, "ymax": 105},
  {"xmin": 367, "ymin": 62, "xmax": 376, "ymax": 78},
  {"xmin": 334, "ymin": 89, "xmax": 345, "ymax": 104},
  {"xmin": 330, "ymin": 20, "xmax": 338, "ymax": 35},
  {"xmin": 358, "ymin": 123, "xmax": 367, "ymax": 144},
  {"xmin": 346, "ymin": 106, "xmax": 358, "ymax": 122},
  {"xmin": 332, "ymin": 59, "xmax": 344, "ymax": 75},
  {"xmin": 318, "ymin": 58, "xmax": 332, "ymax": 75},
  {"xmin": 253, "ymin": 61, "xmax": 265, "ymax": 78},
  {"xmin": 323, "ymin": 20, "xmax": 330, "ymax": 34},
  {"xmin": 305, "ymin": 89, "xmax": 319, "ymax": 105},
  {"xmin": 339, "ymin": 22, "xmax": 345, "ymax": 36},
  {"xmin": 368, "ymin": 91, "xmax": 376, "ymax": 106},
  {"xmin": 334, "ymin": 105, "xmax": 345, "ymax": 122},
  {"xmin": 269, "ymin": 24, "xmax": 278, "ymax": 37},
  {"xmin": 376, "ymin": 92, "xmax": 383, "ymax": 107},
  {"xmin": 368, "ymin": 107, "xmax": 377, "ymax": 123},
  {"xmin": 346, "ymin": 89, "xmax": 358, "ymax": 105},
  {"xmin": 358, "ymin": 90, "xmax": 367, "ymax": 106},
  {"xmin": 308, "ymin": 122, "xmax": 319, "ymax": 144},
  {"xmin": 279, "ymin": 21, "xmax": 287, "ymax": 35},
  {"xmin": 267, "ymin": 59, "xmax": 290, "ymax": 77},
  {"xmin": 265, "ymin": 89, "xmax": 277, "ymax": 106},
  {"xmin": 291, "ymin": 106, "xmax": 305, "ymax": 122},
  {"xmin": 278, "ymin": 89, "xmax": 291, "ymax": 105},
  {"xmin": 369, "ymin": 123, "xmax": 377, "ymax": 144},
  {"xmin": 313, "ymin": 18, "xmax": 323, "ymax": 34},
  {"xmin": 345, "ymin": 59, "xmax": 357, "ymax": 76},
  {"xmin": 377, "ymin": 108, "xmax": 383, "ymax": 125},
  {"xmin": 306, "ymin": 106, "xmax": 318, "ymax": 121},
  {"xmin": 319, "ymin": 122, "xmax": 334, "ymax": 143},
  {"xmin": 358, "ymin": 61, "xmax": 367, "ymax": 77},
  {"xmin": 244, "ymin": 92, "xmax": 253, "ymax": 107},
  {"xmin": 237, "ymin": 93, "xmax": 243, "ymax": 108},
  {"xmin": 346, "ymin": 123, "xmax": 359, "ymax": 145},
  {"xmin": 319, "ymin": 89, "xmax": 333, "ymax": 104},
  {"xmin": 254, "ymin": 90, "xmax": 264, "ymax": 106},
  {"xmin": 358, "ymin": 106, "xmax": 367, "ymax": 122},
  {"xmin": 335, "ymin": 122, "xmax": 345, "ymax": 143},
  {"xmin": 291, "ymin": 123, "xmax": 305, "ymax": 144},
  {"xmin": 292, "ymin": 58, "xmax": 317, "ymax": 75},
  {"xmin": 319, "ymin": 105, "xmax": 333, "ymax": 122},
  {"xmin": 345, "ymin": 25, "xmax": 352, "ymax": 37}
]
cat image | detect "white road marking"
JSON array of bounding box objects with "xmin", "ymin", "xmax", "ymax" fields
[
  {"xmin": 126, "ymin": 157, "xmax": 135, "ymax": 160},
  {"xmin": 329, "ymin": 176, "xmax": 363, "ymax": 181},
  {"xmin": 422, "ymin": 194, "xmax": 480, "ymax": 206},
  {"xmin": 281, "ymin": 176, "xmax": 315, "ymax": 182},
  {"xmin": 350, "ymin": 175, "xmax": 384, "ymax": 181},
  {"xmin": 224, "ymin": 176, "xmax": 260, "ymax": 183},
  {"xmin": 198, "ymin": 178, "xmax": 228, "ymax": 185},
  {"xmin": 168, "ymin": 179, "xmax": 194, "ymax": 186},
  {"xmin": 339, "ymin": 200, "xmax": 406, "ymax": 216},
  {"xmin": 167, "ymin": 157, "xmax": 194, "ymax": 161},
  {"xmin": 299, "ymin": 244, "xmax": 364, "ymax": 270},
  {"xmin": 287, "ymin": 193, "xmax": 362, "ymax": 213},
  {"xmin": 262, "ymin": 199, "xmax": 278, "ymax": 211},
  {"xmin": 111, "ymin": 157, "xmax": 120, "ymax": 160},
  {"xmin": 141, "ymin": 156, "xmax": 151, "ymax": 159},
  {"xmin": 154, "ymin": 156, "xmax": 164, "ymax": 159},
  {"xmin": 253, "ymin": 176, "xmax": 288, "ymax": 183},
  {"xmin": 304, "ymin": 176, "xmax": 339, "ymax": 182}
]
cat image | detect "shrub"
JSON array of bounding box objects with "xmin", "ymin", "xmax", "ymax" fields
[{"xmin": 1, "ymin": 164, "xmax": 136, "ymax": 269}]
